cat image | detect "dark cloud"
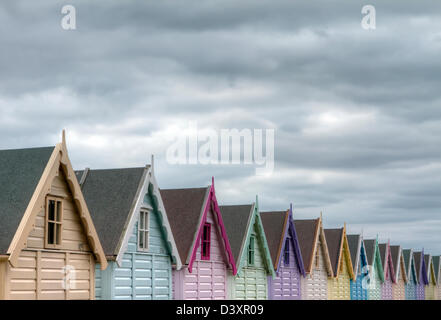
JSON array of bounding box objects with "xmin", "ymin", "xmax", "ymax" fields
[{"xmin": 1, "ymin": 0, "xmax": 441, "ymax": 253}]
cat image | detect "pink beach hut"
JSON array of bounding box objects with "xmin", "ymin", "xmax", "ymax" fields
[{"xmin": 160, "ymin": 178, "xmax": 237, "ymax": 300}]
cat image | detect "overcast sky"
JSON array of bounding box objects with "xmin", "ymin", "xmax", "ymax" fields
[{"xmin": 1, "ymin": 0, "xmax": 441, "ymax": 254}]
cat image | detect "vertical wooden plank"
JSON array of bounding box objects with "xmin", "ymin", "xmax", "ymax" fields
[
  {"xmin": 151, "ymin": 254, "xmax": 155, "ymax": 299},
  {"xmin": 89, "ymin": 254, "xmax": 95, "ymax": 300},
  {"xmin": 168, "ymin": 258, "xmax": 172, "ymax": 300},
  {"xmin": 131, "ymin": 253, "xmax": 136, "ymax": 299},
  {"xmin": 65, "ymin": 252, "xmax": 70, "ymax": 300},
  {"xmin": 4, "ymin": 260, "xmax": 10, "ymax": 300},
  {"xmin": 0, "ymin": 260, "xmax": 5, "ymax": 300},
  {"xmin": 36, "ymin": 251, "xmax": 41, "ymax": 300}
]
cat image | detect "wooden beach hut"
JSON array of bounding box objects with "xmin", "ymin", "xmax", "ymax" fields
[
  {"xmin": 363, "ymin": 239, "xmax": 384, "ymax": 300},
  {"xmin": 424, "ymin": 254, "xmax": 437, "ymax": 300},
  {"xmin": 402, "ymin": 249, "xmax": 418, "ymax": 300},
  {"xmin": 294, "ymin": 217, "xmax": 333, "ymax": 300},
  {"xmin": 0, "ymin": 132, "xmax": 107, "ymax": 300},
  {"xmin": 390, "ymin": 245, "xmax": 407, "ymax": 300},
  {"xmin": 325, "ymin": 226, "xmax": 354, "ymax": 300},
  {"xmin": 76, "ymin": 163, "xmax": 181, "ymax": 300},
  {"xmin": 260, "ymin": 205, "xmax": 305, "ymax": 300},
  {"xmin": 379, "ymin": 242, "xmax": 395, "ymax": 300},
  {"xmin": 414, "ymin": 251, "xmax": 428, "ymax": 300},
  {"xmin": 347, "ymin": 234, "xmax": 368, "ymax": 300},
  {"xmin": 160, "ymin": 179, "xmax": 237, "ymax": 300},
  {"xmin": 220, "ymin": 198, "xmax": 275, "ymax": 300}
]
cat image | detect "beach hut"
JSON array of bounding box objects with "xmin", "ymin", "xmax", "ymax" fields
[
  {"xmin": 0, "ymin": 132, "xmax": 107, "ymax": 300},
  {"xmin": 432, "ymin": 256, "xmax": 441, "ymax": 300},
  {"xmin": 294, "ymin": 217, "xmax": 333, "ymax": 300},
  {"xmin": 414, "ymin": 251, "xmax": 428, "ymax": 300},
  {"xmin": 347, "ymin": 234, "xmax": 368, "ymax": 300},
  {"xmin": 424, "ymin": 254, "xmax": 437, "ymax": 300},
  {"xmin": 402, "ymin": 249, "xmax": 417, "ymax": 300},
  {"xmin": 260, "ymin": 205, "xmax": 305, "ymax": 300},
  {"xmin": 160, "ymin": 179, "xmax": 237, "ymax": 300},
  {"xmin": 76, "ymin": 162, "xmax": 182, "ymax": 299},
  {"xmin": 325, "ymin": 226, "xmax": 355, "ymax": 300},
  {"xmin": 390, "ymin": 245, "xmax": 407, "ymax": 300},
  {"xmin": 379, "ymin": 242, "xmax": 395, "ymax": 300},
  {"xmin": 363, "ymin": 239, "xmax": 384, "ymax": 300},
  {"xmin": 220, "ymin": 199, "xmax": 275, "ymax": 300}
]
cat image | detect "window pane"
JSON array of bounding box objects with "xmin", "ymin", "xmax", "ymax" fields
[
  {"xmin": 56, "ymin": 223, "xmax": 62, "ymax": 245},
  {"xmin": 140, "ymin": 212, "xmax": 144, "ymax": 230},
  {"xmin": 48, "ymin": 222, "xmax": 55, "ymax": 244},
  {"xmin": 48, "ymin": 200, "xmax": 55, "ymax": 221},
  {"xmin": 139, "ymin": 230, "xmax": 144, "ymax": 248},
  {"xmin": 56, "ymin": 201, "xmax": 62, "ymax": 222}
]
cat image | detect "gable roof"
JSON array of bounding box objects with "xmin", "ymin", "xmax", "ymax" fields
[
  {"xmin": 220, "ymin": 200, "xmax": 275, "ymax": 276},
  {"xmin": 0, "ymin": 146, "xmax": 55, "ymax": 254},
  {"xmin": 294, "ymin": 219, "xmax": 318, "ymax": 273},
  {"xmin": 0, "ymin": 133, "xmax": 107, "ymax": 269},
  {"xmin": 379, "ymin": 243, "xmax": 395, "ymax": 282},
  {"xmin": 294, "ymin": 217, "xmax": 333, "ymax": 276},
  {"xmin": 325, "ymin": 227, "xmax": 354, "ymax": 280},
  {"xmin": 432, "ymin": 256, "xmax": 440, "ymax": 284},
  {"xmin": 390, "ymin": 245, "xmax": 405, "ymax": 282},
  {"xmin": 220, "ymin": 204, "xmax": 253, "ymax": 264},
  {"xmin": 160, "ymin": 181, "xmax": 236, "ymax": 274},
  {"xmin": 403, "ymin": 249, "xmax": 417, "ymax": 284},
  {"xmin": 364, "ymin": 239, "xmax": 385, "ymax": 282},
  {"xmin": 347, "ymin": 234, "xmax": 361, "ymax": 272},
  {"xmin": 424, "ymin": 254, "xmax": 436, "ymax": 285},
  {"xmin": 260, "ymin": 210, "xmax": 288, "ymax": 268},
  {"xmin": 75, "ymin": 167, "xmax": 146, "ymax": 257},
  {"xmin": 260, "ymin": 206, "xmax": 305, "ymax": 276},
  {"xmin": 414, "ymin": 251, "xmax": 429, "ymax": 285},
  {"xmin": 324, "ymin": 228, "xmax": 343, "ymax": 275}
]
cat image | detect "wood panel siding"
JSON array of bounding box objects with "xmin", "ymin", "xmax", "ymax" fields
[
  {"xmin": 175, "ymin": 208, "xmax": 227, "ymax": 300},
  {"xmin": 268, "ymin": 235, "xmax": 301, "ymax": 300},
  {"xmin": 95, "ymin": 195, "xmax": 172, "ymax": 300},
  {"xmin": 230, "ymin": 223, "xmax": 268, "ymax": 300},
  {"xmin": 302, "ymin": 238, "xmax": 328, "ymax": 300},
  {"xmin": 27, "ymin": 169, "xmax": 90, "ymax": 253}
]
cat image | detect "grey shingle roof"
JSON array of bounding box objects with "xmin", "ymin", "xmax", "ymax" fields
[
  {"xmin": 324, "ymin": 228, "xmax": 343, "ymax": 275},
  {"xmin": 390, "ymin": 245, "xmax": 401, "ymax": 279},
  {"xmin": 414, "ymin": 251, "xmax": 423, "ymax": 276},
  {"xmin": 294, "ymin": 219, "xmax": 319, "ymax": 272},
  {"xmin": 402, "ymin": 249, "xmax": 412, "ymax": 276},
  {"xmin": 219, "ymin": 204, "xmax": 253, "ymax": 265},
  {"xmin": 160, "ymin": 187, "xmax": 209, "ymax": 265},
  {"xmin": 260, "ymin": 211, "xmax": 287, "ymax": 267},
  {"xmin": 76, "ymin": 167, "xmax": 146, "ymax": 257},
  {"xmin": 433, "ymin": 256, "xmax": 440, "ymax": 283},
  {"xmin": 347, "ymin": 234, "xmax": 361, "ymax": 272},
  {"xmin": 0, "ymin": 146, "xmax": 54, "ymax": 254},
  {"xmin": 364, "ymin": 239, "xmax": 377, "ymax": 266}
]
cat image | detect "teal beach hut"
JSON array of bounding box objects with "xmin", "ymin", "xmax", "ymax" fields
[
  {"xmin": 220, "ymin": 198, "xmax": 275, "ymax": 300},
  {"xmin": 347, "ymin": 234, "xmax": 368, "ymax": 300},
  {"xmin": 76, "ymin": 163, "xmax": 182, "ymax": 299}
]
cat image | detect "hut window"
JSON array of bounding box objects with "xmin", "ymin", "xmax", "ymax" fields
[
  {"xmin": 248, "ymin": 236, "xmax": 255, "ymax": 265},
  {"xmin": 45, "ymin": 197, "xmax": 63, "ymax": 248},
  {"xmin": 201, "ymin": 223, "xmax": 211, "ymax": 260},
  {"xmin": 138, "ymin": 210, "xmax": 150, "ymax": 251},
  {"xmin": 284, "ymin": 238, "xmax": 290, "ymax": 265}
]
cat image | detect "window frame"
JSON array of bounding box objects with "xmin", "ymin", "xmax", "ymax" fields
[
  {"xmin": 138, "ymin": 209, "xmax": 150, "ymax": 252},
  {"xmin": 45, "ymin": 196, "xmax": 63, "ymax": 249},
  {"xmin": 201, "ymin": 223, "xmax": 211, "ymax": 260},
  {"xmin": 248, "ymin": 235, "xmax": 255, "ymax": 265}
]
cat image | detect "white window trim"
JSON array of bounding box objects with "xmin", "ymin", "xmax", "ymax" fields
[{"xmin": 138, "ymin": 209, "xmax": 150, "ymax": 252}]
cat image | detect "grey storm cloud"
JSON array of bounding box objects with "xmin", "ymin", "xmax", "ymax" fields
[{"xmin": 1, "ymin": 0, "xmax": 441, "ymax": 253}]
